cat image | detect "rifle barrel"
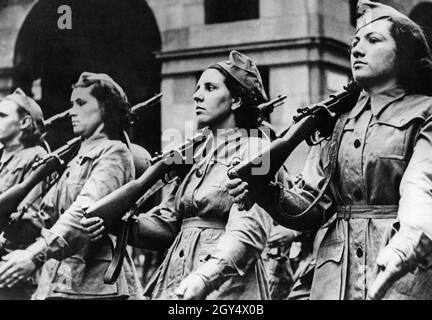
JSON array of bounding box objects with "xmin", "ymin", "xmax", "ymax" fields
[{"xmin": 130, "ymin": 93, "xmax": 162, "ymax": 116}]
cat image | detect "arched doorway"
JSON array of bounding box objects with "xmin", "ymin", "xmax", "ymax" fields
[
  {"xmin": 410, "ymin": 2, "xmax": 432, "ymax": 48},
  {"xmin": 13, "ymin": 0, "xmax": 162, "ymax": 152}
]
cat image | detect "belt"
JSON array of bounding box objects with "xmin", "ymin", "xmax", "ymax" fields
[
  {"xmin": 181, "ymin": 217, "xmax": 226, "ymax": 230},
  {"xmin": 336, "ymin": 205, "xmax": 398, "ymax": 220}
]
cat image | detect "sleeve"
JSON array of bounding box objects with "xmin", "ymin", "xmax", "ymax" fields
[
  {"xmin": 194, "ymin": 203, "xmax": 272, "ymax": 292},
  {"xmin": 26, "ymin": 144, "xmax": 133, "ymax": 261},
  {"xmin": 386, "ymin": 115, "xmax": 432, "ymax": 271},
  {"xmin": 127, "ymin": 180, "xmax": 181, "ymax": 250},
  {"xmin": 2, "ymin": 148, "xmax": 54, "ymax": 249},
  {"xmin": 259, "ymin": 143, "xmax": 335, "ymax": 232}
]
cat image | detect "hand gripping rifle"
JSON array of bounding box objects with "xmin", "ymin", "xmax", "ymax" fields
[
  {"xmin": 85, "ymin": 94, "xmax": 288, "ymax": 284},
  {"xmin": 227, "ymin": 82, "xmax": 362, "ymax": 211},
  {"xmin": 0, "ymin": 94, "xmax": 162, "ymax": 242}
]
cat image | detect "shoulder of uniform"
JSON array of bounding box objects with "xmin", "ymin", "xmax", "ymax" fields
[
  {"xmin": 19, "ymin": 145, "xmax": 47, "ymax": 160},
  {"xmin": 378, "ymin": 94, "xmax": 432, "ymax": 127},
  {"xmin": 95, "ymin": 139, "xmax": 132, "ymax": 158},
  {"xmin": 401, "ymin": 94, "xmax": 432, "ymax": 118}
]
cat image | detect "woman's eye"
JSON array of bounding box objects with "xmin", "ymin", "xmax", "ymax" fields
[
  {"xmin": 368, "ymin": 37, "xmax": 380, "ymax": 44},
  {"xmin": 206, "ymin": 84, "xmax": 216, "ymax": 91}
]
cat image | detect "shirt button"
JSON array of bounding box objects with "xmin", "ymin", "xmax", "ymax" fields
[
  {"xmin": 60, "ymin": 208, "xmax": 65, "ymax": 214},
  {"xmin": 195, "ymin": 169, "xmax": 203, "ymax": 178},
  {"xmin": 356, "ymin": 247, "xmax": 364, "ymax": 258},
  {"xmin": 353, "ymin": 189, "xmax": 363, "ymax": 201},
  {"xmin": 354, "ymin": 139, "xmax": 362, "ymax": 149},
  {"xmin": 179, "ymin": 250, "xmax": 184, "ymax": 258}
]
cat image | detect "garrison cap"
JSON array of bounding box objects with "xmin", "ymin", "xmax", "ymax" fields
[
  {"xmin": 356, "ymin": 0, "xmax": 412, "ymax": 32},
  {"xmin": 213, "ymin": 51, "xmax": 268, "ymax": 103},
  {"xmin": 74, "ymin": 72, "xmax": 128, "ymax": 102},
  {"xmin": 4, "ymin": 88, "xmax": 44, "ymax": 131}
]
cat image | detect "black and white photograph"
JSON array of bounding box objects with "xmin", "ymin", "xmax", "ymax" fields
[{"xmin": 0, "ymin": 0, "xmax": 432, "ymax": 309}]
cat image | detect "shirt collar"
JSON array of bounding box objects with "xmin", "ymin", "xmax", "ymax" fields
[
  {"xmin": 348, "ymin": 85, "xmax": 407, "ymax": 119},
  {"xmin": 78, "ymin": 132, "xmax": 109, "ymax": 155}
]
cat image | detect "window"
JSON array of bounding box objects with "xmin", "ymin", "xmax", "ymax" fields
[{"xmin": 204, "ymin": 0, "xmax": 259, "ymax": 24}]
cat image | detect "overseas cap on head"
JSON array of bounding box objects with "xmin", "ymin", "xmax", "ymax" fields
[
  {"xmin": 214, "ymin": 50, "xmax": 268, "ymax": 103},
  {"xmin": 74, "ymin": 72, "xmax": 128, "ymax": 102},
  {"xmin": 4, "ymin": 88, "xmax": 44, "ymax": 130},
  {"xmin": 356, "ymin": 0, "xmax": 412, "ymax": 32}
]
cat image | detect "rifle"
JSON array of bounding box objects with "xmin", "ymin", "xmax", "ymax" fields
[
  {"xmin": 129, "ymin": 93, "xmax": 162, "ymax": 122},
  {"xmin": 0, "ymin": 137, "xmax": 82, "ymax": 228},
  {"xmin": 85, "ymin": 94, "xmax": 288, "ymax": 284},
  {"xmin": 227, "ymin": 82, "xmax": 362, "ymax": 201}
]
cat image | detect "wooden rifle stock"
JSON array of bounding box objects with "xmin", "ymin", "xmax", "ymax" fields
[
  {"xmin": 0, "ymin": 137, "xmax": 82, "ymax": 228},
  {"xmin": 85, "ymin": 129, "xmax": 209, "ymax": 231},
  {"xmin": 227, "ymin": 82, "xmax": 361, "ymax": 183}
]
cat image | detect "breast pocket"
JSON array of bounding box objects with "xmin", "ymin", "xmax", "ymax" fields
[
  {"xmin": 0, "ymin": 165, "xmax": 25, "ymax": 193},
  {"xmin": 65, "ymin": 155, "xmax": 96, "ymax": 185},
  {"xmin": 372, "ymin": 115, "xmax": 424, "ymax": 161}
]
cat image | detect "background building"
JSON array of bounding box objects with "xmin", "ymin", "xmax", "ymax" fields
[
  {"xmin": 2, "ymin": 0, "xmax": 432, "ymax": 170},
  {"xmin": 1, "ymin": 0, "xmax": 432, "ymax": 285}
]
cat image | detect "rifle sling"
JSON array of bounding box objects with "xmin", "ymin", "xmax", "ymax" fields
[
  {"xmin": 284, "ymin": 113, "xmax": 349, "ymax": 224},
  {"xmin": 103, "ymin": 177, "xmax": 177, "ymax": 284}
]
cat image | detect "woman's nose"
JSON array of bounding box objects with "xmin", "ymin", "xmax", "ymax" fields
[
  {"xmin": 192, "ymin": 88, "xmax": 203, "ymax": 102},
  {"xmin": 352, "ymin": 41, "xmax": 366, "ymax": 58}
]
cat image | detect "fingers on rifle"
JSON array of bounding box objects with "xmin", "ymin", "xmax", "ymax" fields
[
  {"xmin": 80, "ymin": 217, "xmax": 102, "ymax": 228},
  {"xmin": 90, "ymin": 232, "xmax": 104, "ymax": 243},
  {"xmin": 228, "ymin": 182, "xmax": 249, "ymax": 199},
  {"xmin": 225, "ymin": 178, "xmax": 244, "ymax": 190},
  {"xmin": 85, "ymin": 220, "xmax": 104, "ymax": 233}
]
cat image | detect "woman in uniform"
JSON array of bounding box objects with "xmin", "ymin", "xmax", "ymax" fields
[
  {"xmin": 227, "ymin": 1, "xmax": 432, "ymax": 300},
  {"xmin": 84, "ymin": 51, "xmax": 273, "ymax": 300},
  {"xmin": 0, "ymin": 88, "xmax": 47, "ymax": 299},
  {"xmin": 0, "ymin": 72, "xmax": 143, "ymax": 299}
]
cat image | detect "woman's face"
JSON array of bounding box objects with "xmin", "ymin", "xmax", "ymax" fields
[
  {"xmin": 351, "ymin": 19, "xmax": 398, "ymax": 89},
  {"xmin": 0, "ymin": 100, "xmax": 21, "ymax": 145},
  {"xmin": 192, "ymin": 69, "xmax": 235, "ymax": 129},
  {"xmin": 70, "ymin": 86, "xmax": 104, "ymax": 139}
]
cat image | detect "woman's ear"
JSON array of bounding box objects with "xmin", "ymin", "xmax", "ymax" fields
[
  {"xmin": 231, "ymin": 97, "xmax": 242, "ymax": 111},
  {"xmin": 19, "ymin": 115, "xmax": 32, "ymax": 130}
]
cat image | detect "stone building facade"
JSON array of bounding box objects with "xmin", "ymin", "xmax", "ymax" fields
[{"xmin": 1, "ymin": 0, "xmax": 432, "ymax": 171}]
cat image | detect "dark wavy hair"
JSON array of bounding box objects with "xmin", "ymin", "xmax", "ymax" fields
[
  {"xmin": 389, "ymin": 17, "xmax": 432, "ymax": 96},
  {"xmin": 72, "ymin": 80, "xmax": 130, "ymax": 140},
  {"xmin": 209, "ymin": 65, "xmax": 262, "ymax": 129},
  {"xmin": 16, "ymin": 106, "xmax": 43, "ymax": 148}
]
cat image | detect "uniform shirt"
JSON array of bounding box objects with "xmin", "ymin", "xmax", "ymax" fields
[
  {"xmin": 130, "ymin": 128, "xmax": 272, "ymax": 299},
  {"xmin": 268, "ymin": 85, "xmax": 432, "ymax": 299},
  {"xmin": 0, "ymin": 145, "xmax": 48, "ymax": 248},
  {"xmin": 26, "ymin": 133, "xmax": 143, "ymax": 299}
]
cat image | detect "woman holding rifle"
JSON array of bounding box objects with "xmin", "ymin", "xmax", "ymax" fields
[
  {"xmin": 0, "ymin": 72, "xmax": 143, "ymax": 299},
  {"xmin": 228, "ymin": 1, "xmax": 432, "ymax": 300},
  {"xmin": 0, "ymin": 88, "xmax": 47, "ymax": 299},
  {"xmin": 84, "ymin": 51, "xmax": 273, "ymax": 300}
]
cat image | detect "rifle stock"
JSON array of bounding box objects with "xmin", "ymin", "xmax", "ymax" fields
[
  {"xmin": 0, "ymin": 137, "xmax": 82, "ymax": 228},
  {"xmin": 227, "ymin": 82, "xmax": 361, "ymax": 183},
  {"xmin": 85, "ymin": 129, "xmax": 209, "ymax": 230}
]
